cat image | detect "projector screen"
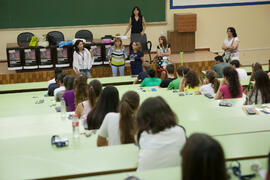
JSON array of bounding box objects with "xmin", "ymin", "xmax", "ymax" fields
[{"xmin": 170, "ymin": 0, "xmax": 270, "ymax": 9}]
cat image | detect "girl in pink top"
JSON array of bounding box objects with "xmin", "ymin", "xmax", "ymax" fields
[{"xmin": 215, "ymin": 66, "xmax": 243, "ymax": 99}]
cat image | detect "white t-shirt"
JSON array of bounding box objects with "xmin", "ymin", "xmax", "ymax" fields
[
  {"xmin": 54, "ymin": 86, "xmax": 65, "ymax": 100},
  {"xmin": 98, "ymin": 112, "xmax": 121, "ymax": 146},
  {"xmin": 137, "ymin": 126, "xmax": 186, "ymax": 171},
  {"xmin": 224, "ymin": 37, "xmax": 240, "ymax": 60},
  {"xmin": 73, "ymin": 48, "xmax": 94, "ymax": 72},
  {"xmin": 236, "ymin": 68, "xmax": 248, "ymax": 81},
  {"xmin": 199, "ymin": 83, "xmax": 215, "ymax": 96}
]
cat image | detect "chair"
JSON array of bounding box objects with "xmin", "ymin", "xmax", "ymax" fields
[
  {"xmin": 75, "ymin": 30, "xmax": 93, "ymax": 42},
  {"xmin": 46, "ymin": 31, "xmax": 65, "ymax": 43},
  {"xmin": 17, "ymin": 32, "xmax": 34, "ymax": 47}
]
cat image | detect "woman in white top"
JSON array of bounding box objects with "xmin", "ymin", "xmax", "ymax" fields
[
  {"xmin": 198, "ymin": 70, "xmax": 220, "ymax": 97},
  {"xmin": 97, "ymin": 91, "xmax": 140, "ymax": 146},
  {"xmin": 73, "ymin": 40, "xmax": 94, "ymax": 77},
  {"xmin": 75, "ymin": 80, "xmax": 102, "ymax": 129},
  {"xmin": 222, "ymin": 27, "xmax": 240, "ymax": 62},
  {"xmin": 136, "ymin": 96, "xmax": 186, "ymax": 171}
]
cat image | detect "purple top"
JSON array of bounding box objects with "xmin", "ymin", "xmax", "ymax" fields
[
  {"xmin": 63, "ymin": 90, "xmax": 75, "ymax": 112},
  {"xmin": 220, "ymin": 85, "xmax": 243, "ymax": 99}
]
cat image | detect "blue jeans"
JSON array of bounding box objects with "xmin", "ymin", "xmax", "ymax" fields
[
  {"xmin": 79, "ymin": 69, "xmax": 91, "ymax": 77},
  {"xmin": 111, "ymin": 65, "xmax": 125, "ymax": 77}
]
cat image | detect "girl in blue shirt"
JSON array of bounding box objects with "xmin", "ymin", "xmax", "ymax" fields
[{"xmin": 130, "ymin": 42, "xmax": 144, "ymax": 75}]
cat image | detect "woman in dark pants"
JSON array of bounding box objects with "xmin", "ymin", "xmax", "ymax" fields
[{"xmin": 124, "ymin": 7, "xmax": 147, "ymax": 51}]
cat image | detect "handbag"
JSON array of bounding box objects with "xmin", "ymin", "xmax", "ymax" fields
[{"xmin": 222, "ymin": 38, "xmax": 235, "ymax": 63}]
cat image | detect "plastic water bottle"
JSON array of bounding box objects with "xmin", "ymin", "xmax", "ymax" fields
[
  {"xmin": 72, "ymin": 114, "xmax": 80, "ymax": 138},
  {"xmin": 60, "ymin": 98, "xmax": 66, "ymax": 119}
]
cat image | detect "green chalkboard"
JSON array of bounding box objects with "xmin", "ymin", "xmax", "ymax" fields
[{"xmin": 0, "ymin": 0, "xmax": 165, "ymax": 29}]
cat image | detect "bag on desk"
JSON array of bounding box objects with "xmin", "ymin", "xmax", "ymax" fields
[{"xmin": 29, "ymin": 36, "xmax": 38, "ymax": 47}]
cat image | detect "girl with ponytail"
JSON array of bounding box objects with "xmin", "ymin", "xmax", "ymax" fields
[
  {"xmin": 198, "ymin": 70, "xmax": 220, "ymax": 96},
  {"xmin": 75, "ymin": 80, "xmax": 102, "ymax": 129},
  {"xmin": 97, "ymin": 91, "xmax": 140, "ymax": 146}
]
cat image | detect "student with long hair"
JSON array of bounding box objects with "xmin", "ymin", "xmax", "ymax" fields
[
  {"xmin": 63, "ymin": 75, "xmax": 76, "ymax": 112},
  {"xmin": 245, "ymin": 71, "xmax": 270, "ymax": 105},
  {"xmin": 181, "ymin": 133, "xmax": 228, "ymax": 180},
  {"xmin": 136, "ymin": 96, "xmax": 186, "ymax": 171},
  {"xmin": 130, "ymin": 41, "xmax": 144, "ymax": 75},
  {"xmin": 97, "ymin": 91, "xmax": 140, "ymax": 146},
  {"xmin": 250, "ymin": 62, "xmax": 263, "ymax": 81},
  {"xmin": 198, "ymin": 70, "xmax": 220, "ymax": 96},
  {"xmin": 108, "ymin": 38, "xmax": 127, "ymax": 76},
  {"xmin": 73, "ymin": 40, "xmax": 94, "ymax": 77},
  {"xmin": 215, "ymin": 66, "xmax": 243, "ymax": 99},
  {"xmin": 179, "ymin": 70, "xmax": 201, "ymax": 92},
  {"xmin": 74, "ymin": 73, "xmax": 88, "ymax": 107},
  {"xmin": 87, "ymin": 86, "xmax": 119, "ymax": 130},
  {"xmin": 75, "ymin": 80, "xmax": 102, "ymax": 128}
]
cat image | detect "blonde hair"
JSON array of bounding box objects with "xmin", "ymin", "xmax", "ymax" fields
[{"xmin": 114, "ymin": 37, "xmax": 123, "ymax": 49}]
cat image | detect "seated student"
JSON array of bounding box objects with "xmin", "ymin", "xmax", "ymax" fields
[
  {"xmin": 63, "ymin": 75, "xmax": 76, "ymax": 112},
  {"xmin": 134, "ymin": 63, "xmax": 151, "ymax": 84},
  {"xmin": 212, "ymin": 55, "xmax": 230, "ymax": 78},
  {"xmin": 160, "ymin": 64, "xmax": 176, "ymax": 88},
  {"xmin": 75, "ymin": 80, "xmax": 102, "ymax": 129},
  {"xmin": 48, "ymin": 67, "xmax": 62, "ymax": 86},
  {"xmin": 97, "ymin": 91, "xmax": 140, "ymax": 146},
  {"xmin": 136, "ymin": 96, "xmax": 186, "ymax": 171},
  {"xmin": 141, "ymin": 68, "xmax": 161, "ymax": 87},
  {"xmin": 245, "ymin": 71, "xmax": 270, "ymax": 105},
  {"xmin": 74, "ymin": 73, "xmax": 88, "ymax": 108},
  {"xmin": 181, "ymin": 133, "xmax": 227, "ymax": 180},
  {"xmin": 215, "ymin": 66, "xmax": 243, "ymax": 99},
  {"xmin": 168, "ymin": 66, "xmax": 190, "ymax": 90},
  {"xmin": 130, "ymin": 42, "xmax": 144, "ymax": 76},
  {"xmin": 179, "ymin": 70, "xmax": 201, "ymax": 92},
  {"xmin": 87, "ymin": 86, "xmax": 119, "ymax": 130},
  {"xmin": 250, "ymin": 62, "xmax": 262, "ymax": 81},
  {"xmin": 198, "ymin": 70, "xmax": 220, "ymax": 96},
  {"xmin": 54, "ymin": 73, "xmax": 67, "ymax": 101},
  {"xmin": 48, "ymin": 69, "xmax": 63, "ymax": 96},
  {"xmin": 230, "ymin": 60, "xmax": 248, "ymax": 81}
]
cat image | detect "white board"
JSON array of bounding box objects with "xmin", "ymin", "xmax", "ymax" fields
[{"xmin": 170, "ymin": 0, "xmax": 270, "ymax": 9}]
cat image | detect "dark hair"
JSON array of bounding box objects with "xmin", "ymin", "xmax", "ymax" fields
[
  {"xmin": 251, "ymin": 62, "xmax": 263, "ymax": 81},
  {"xmin": 267, "ymin": 152, "xmax": 270, "ymax": 180},
  {"xmin": 205, "ymin": 70, "xmax": 220, "ymax": 93},
  {"xmin": 74, "ymin": 74, "xmax": 88, "ymax": 106},
  {"xmin": 222, "ymin": 66, "xmax": 241, "ymax": 98},
  {"xmin": 74, "ymin": 40, "xmax": 84, "ymax": 53},
  {"xmin": 131, "ymin": 6, "xmax": 142, "ymax": 17},
  {"xmin": 136, "ymin": 96, "xmax": 177, "ymax": 134},
  {"xmin": 166, "ymin": 64, "xmax": 174, "ymax": 74},
  {"xmin": 249, "ymin": 71, "xmax": 270, "ymax": 104},
  {"xmin": 119, "ymin": 91, "xmax": 140, "ymax": 144},
  {"xmin": 56, "ymin": 72, "xmax": 67, "ymax": 84},
  {"xmin": 230, "ymin": 60, "xmax": 240, "ymax": 68},
  {"xmin": 227, "ymin": 27, "xmax": 237, "ymax": 37},
  {"xmin": 185, "ymin": 70, "xmax": 200, "ymax": 89},
  {"xmin": 87, "ymin": 86, "xmax": 119, "ymax": 130},
  {"xmin": 181, "ymin": 133, "xmax": 228, "ymax": 180},
  {"xmin": 88, "ymin": 80, "xmax": 102, "ymax": 108},
  {"xmin": 159, "ymin": 36, "xmax": 168, "ymax": 48},
  {"xmin": 54, "ymin": 67, "xmax": 62, "ymax": 79},
  {"xmin": 147, "ymin": 68, "xmax": 156, "ymax": 78},
  {"xmin": 177, "ymin": 66, "xmax": 190, "ymax": 77},
  {"xmin": 215, "ymin": 55, "xmax": 224, "ymax": 62},
  {"xmin": 63, "ymin": 75, "xmax": 75, "ymax": 90}
]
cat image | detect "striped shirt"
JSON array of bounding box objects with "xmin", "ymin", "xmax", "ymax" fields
[{"xmin": 108, "ymin": 46, "xmax": 127, "ymax": 66}]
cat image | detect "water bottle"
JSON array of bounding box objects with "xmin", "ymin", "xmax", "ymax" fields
[
  {"xmin": 60, "ymin": 98, "xmax": 66, "ymax": 119},
  {"xmin": 72, "ymin": 114, "xmax": 80, "ymax": 138}
]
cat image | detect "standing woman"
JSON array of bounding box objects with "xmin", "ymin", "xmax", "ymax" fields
[
  {"xmin": 124, "ymin": 7, "xmax": 147, "ymax": 51},
  {"xmin": 222, "ymin": 27, "xmax": 240, "ymax": 63},
  {"xmin": 73, "ymin": 40, "xmax": 94, "ymax": 77}
]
